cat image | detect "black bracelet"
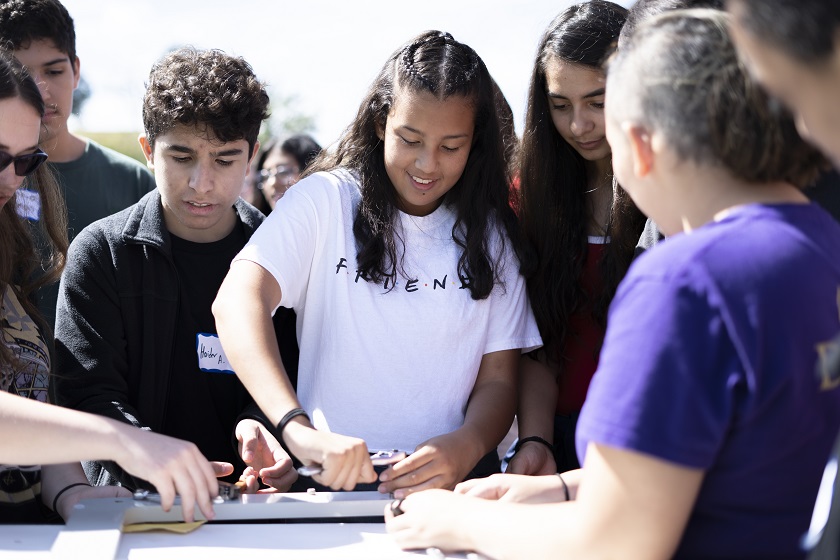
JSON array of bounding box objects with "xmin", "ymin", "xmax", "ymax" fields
[
  {"xmin": 513, "ymin": 435, "xmax": 554, "ymax": 455},
  {"xmin": 52, "ymin": 482, "xmax": 91, "ymax": 512},
  {"xmin": 556, "ymin": 473, "xmax": 571, "ymax": 502},
  {"xmin": 275, "ymin": 407, "xmax": 310, "ymax": 439}
]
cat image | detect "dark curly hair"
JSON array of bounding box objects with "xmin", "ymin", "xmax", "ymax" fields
[
  {"xmin": 142, "ymin": 47, "xmax": 269, "ymax": 156},
  {"xmin": 308, "ymin": 30, "xmax": 521, "ymax": 300},
  {"xmin": 0, "ymin": 0, "xmax": 76, "ymax": 64}
]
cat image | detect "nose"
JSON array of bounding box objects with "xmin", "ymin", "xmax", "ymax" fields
[
  {"xmin": 570, "ymin": 108, "xmax": 594, "ymax": 137},
  {"xmin": 28, "ymin": 71, "xmax": 50, "ymax": 102},
  {"xmin": 0, "ymin": 164, "xmax": 25, "ymax": 193},
  {"xmin": 415, "ymin": 147, "xmax": 438, "ymax": 175},
  {"xmin": 188, "ymin": 162, "xmax": 213, "ymax": 194}
]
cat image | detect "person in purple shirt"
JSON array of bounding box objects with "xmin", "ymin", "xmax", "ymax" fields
[{"xmin": 385, "ymin": 9, "xmax": 840, "ymax": 559}]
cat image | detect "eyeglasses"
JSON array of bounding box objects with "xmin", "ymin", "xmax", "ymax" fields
[
  {"xmin": 0, "ymin": 149, "xmax": 48, "ymax": 177},
  {"xmin": 257, "ymin": 165, "xmax": 298, "ymax": 190}
]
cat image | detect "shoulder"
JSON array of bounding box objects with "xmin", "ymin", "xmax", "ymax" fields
[
  {"xmin": 280, "ymin": 169, "xmax": 360, "ymax": 212},
  {"xmin": 85, "ymin": 141, "xmax": 148, "ymax": 172},
  {"xmin": 72, "ymin": 191, "xmax": 157, "ymax": 250}
]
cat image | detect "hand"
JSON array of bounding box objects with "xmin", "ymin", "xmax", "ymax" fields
[
  {"xmin": 385, "ymin": 489, "xmax": 483, "ymax": 553},
  {"xmin": 378, "ymin": 432, "xmax": 479, "ymax": 499},
  {"xmin": 235, "ymin": 419, "xmax": 297, "ymax": 491},
  {"xmin": 455, "ymin": 473, "xmax": 567, "ymax": 504},
  {"xmin": 55, "ymin": 484, "xmax": 132, "ymax": 521},
  {"xmin": 284, "ymin": 423, "xmax": 376, "ymax": 491},
  {"xmin": 113, "ymin": 426, "xmax": 219, "ymax": 523},
  {"xmin": 506, "ymin": 440, "xmax": 557, "ymax": 476}
]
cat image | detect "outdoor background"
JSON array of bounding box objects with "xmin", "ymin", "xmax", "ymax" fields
[{"xmin": 62, "ymin": 0, "xmax": 633, "ymax": 162}]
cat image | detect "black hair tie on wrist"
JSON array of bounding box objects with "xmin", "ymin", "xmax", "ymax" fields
[
  {"xmin": 52, "ymin": 481, "xmax": 91, "ymax": 513},
  {"xmin": 513, "ymin": 435, "xmax": 554, "ymax": 455},
  {"xmin": 275, "ymin": 407, "xmax": 310, "ymax": 441}
]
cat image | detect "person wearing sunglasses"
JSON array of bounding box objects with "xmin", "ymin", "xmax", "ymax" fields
[
  {"xmin": 0, "ymin": 52, "xmax": 224, "ymax": 525},
  {"xmin": 0, "ymin": 0, "xmax": 155, "ymax": 329}
]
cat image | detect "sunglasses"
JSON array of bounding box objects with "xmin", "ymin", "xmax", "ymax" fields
[{"xmin": 0, "ymin": 149, "xmax": 48, "ymax": 177}]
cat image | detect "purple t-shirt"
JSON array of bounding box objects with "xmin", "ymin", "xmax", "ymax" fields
[{"xmin": 577, "ymin": 203, "xmax": 840, "ymax": 559}]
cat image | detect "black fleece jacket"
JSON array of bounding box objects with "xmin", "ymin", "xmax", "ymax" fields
[{"xmin": 53, "ymin": 190, "xmax": 298, "ymax": 489}]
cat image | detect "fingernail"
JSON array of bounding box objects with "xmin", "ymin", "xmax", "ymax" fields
[
  {"xmin": 393, "ymin": 489, "xmax": 405, "ymax": 499},
  {"xmin": 379, "ymin": 472, "xmax": 389, "ymax": 482}
]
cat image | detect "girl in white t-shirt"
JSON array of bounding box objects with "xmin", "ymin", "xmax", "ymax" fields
[{"xmin": 214, "ymin": 30, "xmax": 541, "ymax": 497}]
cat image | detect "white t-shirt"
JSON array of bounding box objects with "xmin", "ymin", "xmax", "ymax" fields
[{"xmin": 235, "ymin": 170, "xmax": 542, "ymax": 451}]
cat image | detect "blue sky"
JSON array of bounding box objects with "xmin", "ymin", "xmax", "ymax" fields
[{"xmin": 62, "ymin": 0, "xmax": 632, "ymax": 147}]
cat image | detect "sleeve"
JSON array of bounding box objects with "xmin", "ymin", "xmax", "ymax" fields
[
  {"xmin": 233, "ymin": 174, "xmax": 330, "ymax": 311},
  {"xmin": 576, "ymin": 270, "xmax": 739, "ymax": 469},
  {"xmin": 483, "ymin": 233, "xmax": 543, "ymax": 355},
  {"xmin": 53, "ymin": 228, "xmax": 149, "ymax": 488}
]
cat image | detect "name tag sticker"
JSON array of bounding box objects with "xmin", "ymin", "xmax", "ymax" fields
[
  {"xmin": 16, "ymin": 189, "xmax": 41, "ymax": 221},
  {"xmin": 196, "ymin": 333, "xmax": 235, "ymax": 374}
]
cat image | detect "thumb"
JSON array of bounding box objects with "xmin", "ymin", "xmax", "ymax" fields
[{"xmin": 212, "ymin": 461, "xmax": 235, "ymax": 478}]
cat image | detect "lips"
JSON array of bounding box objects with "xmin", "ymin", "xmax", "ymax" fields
[
  {"xmin": 576, "ymin": 138, "xmax": 604, "ymax": 150},
  {"xmin": 409, "ymin": 173, "xmax": 437, "ymax": 191}
]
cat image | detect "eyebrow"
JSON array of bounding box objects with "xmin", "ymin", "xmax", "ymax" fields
[
  {"xmin": 548, "ymin": 87, "xmax": 606, "ymax": 100},
  {"xmin": 42, "ymin": 57, "xmax": 71, "ymax": 67},
  {"xmin": 164, "ymin": 144, "xmax": 245, "ymax": 157},
  {"xmin": 0, "ymin": 143, "xmax": 40, "ymax": 153},
  {"xmin": 399, "ymin": 125, "xmax": 470, "ymax": 141}
]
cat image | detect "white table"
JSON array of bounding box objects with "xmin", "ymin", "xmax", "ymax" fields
[{"xmin": 0, "ymin": 492, "xmax": 483, "ymax": 559}]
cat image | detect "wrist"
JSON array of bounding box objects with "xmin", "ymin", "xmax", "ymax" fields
[
  {"xmin": 514, "ymin": 435, "xmax": 554, "ymax": 455},
  {"xmin": 52, "ymin": 481, "xmax": 92, "ymax": 513}
]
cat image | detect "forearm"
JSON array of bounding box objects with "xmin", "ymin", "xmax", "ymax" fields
[
  {"xmin": 460, "ymin": 350, "xmax": 519, "ymax": 459},
  {"xmin": 0, "ymin": 393, "xmax": 134, "ymax": 465},
  {"xmin": 212, "ymin": 266, "xmax": 299, "ymax": 427},
  {"xmin": 516, "ymin": 355, "xmax": 559, "ymax": 441},
  {"xmin": 41, "ymin": 463, "xmax": 89, "ymax": 513}
]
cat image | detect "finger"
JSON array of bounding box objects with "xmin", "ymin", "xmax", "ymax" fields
[
  {"xmin": 379, "ymin": 458, "xmax": 437, "ymax": 495},
  {"xmin": 390, "ymin": 473, "xmax": 446, "ymax": 499},
  {"xmin": 212, "ymin": 461, "xmax": 235, "ymax": 478},
  {"xmin": 453, "ymin": 479, "xmax": 480, "ymax": 494},
  {"xmin": 379, "ymin": 449, "xmax": 432, "ymax": 482},
  {"xmin": 238, "ymin": 425, "xmax": 261, "ymax": 465},
  {"xmin": 239, "ymin": 472, "xmax": 259, "ymax": 493},
  {"xmin": 261, "ymin": 467, "xmax": 298, "ymax": 492}
]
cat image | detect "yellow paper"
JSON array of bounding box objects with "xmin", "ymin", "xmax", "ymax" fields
[{"xmin": 123, "ymin": 520, "xmax": 206, "ymax": 534}]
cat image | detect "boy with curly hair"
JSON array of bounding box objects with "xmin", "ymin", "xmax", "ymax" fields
[{"xmin": 52, "ymin": 47, "xmax": 299, "ymax": 493}]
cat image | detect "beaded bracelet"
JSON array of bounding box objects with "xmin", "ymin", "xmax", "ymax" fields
[{"xmin": 52, "ymin": 481, "xmax": 91, "ymax": 513}]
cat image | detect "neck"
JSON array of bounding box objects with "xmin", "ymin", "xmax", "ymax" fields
[
  {"xmin": 40, "ymin": 130, "xmax": 86, "ymax": 163},
  {"xmin": 664, "ymin": 163, "xmax": 809, "ymax": 234},
  {"xmin": 585, "ymin": 157, "xmax": 614, "ymax": 236}
]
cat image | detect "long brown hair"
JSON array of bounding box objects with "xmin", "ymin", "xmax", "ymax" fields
[
  {"xmin": 0, "ymin": 52, "xmax": 67, "ymax": 368},
  {"xmin": 518, "ymin": 1, "xmax": 646, "ymax": 361}
]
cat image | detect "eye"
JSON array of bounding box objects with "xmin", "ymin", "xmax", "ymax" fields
[
  {"xmin": 441, "ymin": 145, "xmax": 460, "ymax": 153},
  {"xmin": 551, "ymin": 103, "xmax": 569, "ymax": 111},
  {"xmin": 46, "ymin": 69, "xmax": 64, "ymax": 76},
  {"xmin": 591, "ymin": 102, "xmax": 605, "ymax": 110},
  {"xmin": 216, "ymin": 159, "xmax": 233, "ymax": 167},
  {"xmin": 398, "ymin": 135, "xmax": 419, "ymax": 146},
  {"xmin": 172, "ymin": 156, "xmax": 191, "ymax": 163}
]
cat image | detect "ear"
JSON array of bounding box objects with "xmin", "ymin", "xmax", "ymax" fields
[
  {"xmin": 71, "ymin": 57, "xmax": 81, "ymax": 90},
  {"xmin": 138, "ymin": 134, "xmax": 154, "ymax": 170},
  {"xmin": 249, "ymin": 140, "xmax": 261, "ymax": 164},
  {"xmin": 623, "ymin": 123, "xmax": 655, "ymax": 178},
  {"xmin": 375, "ymin": 118, "xmax": 385, "ymax": 142}
]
